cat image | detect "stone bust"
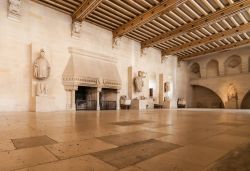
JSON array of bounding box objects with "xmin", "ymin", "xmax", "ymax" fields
[
  {"xmin": 134, "ymin": 71, "xmax": 146, "ymax": 92},
  {"xmin": 33, "ymin": 49, "xmax": 50, "ymax": 80}
]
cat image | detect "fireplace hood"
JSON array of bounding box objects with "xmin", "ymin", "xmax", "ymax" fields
[{"xmin": 63, "ymin": 51, "xmax": 121, "ymax": 90}]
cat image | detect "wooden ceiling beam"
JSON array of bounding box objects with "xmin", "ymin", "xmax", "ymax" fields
[
  {"xmin": 113, "ymin": 0, "xmax": 188, "ymax": 38},
  {"xmin": 142, "ymin": 0, "xmax": 250, "ymax": 48},
  {"xmin": 72, "ymin": 0, "xmax": 103, "ymax": 22},
  {"xmin": 180, "ymin": 37, "xmax": 250, "ymax": 61},
  {"xmin": 163, "ymin": 22, "xmax": 250, "ymax": 55}
]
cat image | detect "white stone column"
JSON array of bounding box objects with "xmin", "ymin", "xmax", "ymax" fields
[
  {"xmin": 66, "ymin": 90, "xmax": 72, "ymax": 110},
  {"xmin": 116, "ymin": 89, "xmax": 120, "ymax": 110},
  {"xmin": 96, "ymin": 87, "xmax": 102, "ymax": 111},
  {"xmin": 71, "ymin": 90, "xmax": 76, "ymax": 110}
]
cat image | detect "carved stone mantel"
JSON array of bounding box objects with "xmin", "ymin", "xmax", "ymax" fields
[{"xmin": 8, "ymin": 0, "xmax": 22, "ymax": 22}]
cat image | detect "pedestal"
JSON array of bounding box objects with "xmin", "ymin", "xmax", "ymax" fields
[
  {"xmin": 131, "ymin": 99, "xmax": 147, "ymax": 110},
  {"xmin": 161, "ymin": 100, "xmax": 171, "ymax": 108},
  {"xmin": 35, "ymin": 96, "xmax": 55, "ymax": 112},
  {"xmin": 225, "ymin": 99, "xmax": 238, "ymax": 109}
]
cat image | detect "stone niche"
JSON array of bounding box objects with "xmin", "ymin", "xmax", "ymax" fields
[{"xmin": 29, "ymin": 43, "xmax": 55, "ymax": 112}]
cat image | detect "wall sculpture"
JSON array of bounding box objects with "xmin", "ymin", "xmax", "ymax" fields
[
  {"xmin": 134, "ymin": 71, "xmax": 146, "ymax": 92},
  {"xmin": 8, "ymin": 0, "xmax": 22, "ymax": 21}
]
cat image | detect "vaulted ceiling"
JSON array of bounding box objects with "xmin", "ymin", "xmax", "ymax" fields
[{"xmin": 31, "ymin": 0, "xmax": 250, "ymax": 61}]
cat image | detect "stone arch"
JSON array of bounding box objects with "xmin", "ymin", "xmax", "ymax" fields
[
  {"xmin": 241, "ymin": 91, "xmax": 250, "ymax": 109},
  {"xmin": 206, "ymin": 59, "xmax": 219, "ymax": 77},
  {"xmin": 190, "ymin": 63, "xmax": 201, "ymax": 79},
  {"xmin": 224, "ymin": 55, "xmax": 242, "ymax": 75},
  {"xmin": 191, "ymin": 85, "xmax": 224, "ymax": 108}
]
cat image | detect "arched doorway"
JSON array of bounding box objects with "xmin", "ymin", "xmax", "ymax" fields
[
  {"xmin": 192, "ymin": 85, "xmax": 224, "ymax": 108},
  {"xmin": 206, "ymin": 60, "xmax": 219, "ymax": 77},
  {"xmin": 241, "ymin": 91, "xmax": 250, "ymax": 109}
]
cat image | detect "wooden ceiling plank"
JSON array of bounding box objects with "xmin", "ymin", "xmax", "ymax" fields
[
  {"xmin": 230, "ymin": 16, "xmax": 240, "ymax": 26},
  {"xmin": 239, "ymin": 12, "xmax": 248, "ymax": 23},
  {"xmin": 142, "ymin": 0, "xmax": 250, "ymax": 48},
  {"xmin": 169, "ymin": 11, "xmax": 187, "ymax": 24},
  {"xmin": 190, "ymin": 0, "xmax": 208, "ymax": 15},
  {"xmin": 31, "ymin": 0, "xmax": 72, "ymax": 14},
  {"xmin": 157, "ymin": 17, "xmax": 176, "ymax": 29},
  {"xmin": 181, "ymin": 36, "xmax": 250, "ymax": 60},
  {"xmin": 96, "ymin": 7, "xmax": 127, "ymax": 23},
  {"xmin": 163, "ymin": 22, "xmax": 250, "ymax": 55},
  {"xmin": 100, "ymin": 3, "xmax": 131, "ymax": 20},
  {"xmin": 162, "ymin": 14, "xmax": 182, "ymax": 26},
  {"xmin": 40, "ymin": 0, "xmax": 75, "ymax": 12},
  {"xmin": 176, "ymin": 7, "xmax": 194, "ymax": 21},
  {"xmin": 201, "ymin": 0, "xmax": 216, "ymax": 12},
  {"xmin": 72, "ymin": 0, "xmax": 103, "ymax": 21},
  {"xmin": 183, "ymin": 3, "xmax": 201, "ymax": 19},
  {"xmin": 222, "ymin": 19, "xmax": 233, "ymax": 28},
  {"xmin": 214, "ymin": 0, "xmax": 225, "ymax": 9},
  {"xmin": 113, "ymin": 0, "xmax": 188, "ymax": 38}
]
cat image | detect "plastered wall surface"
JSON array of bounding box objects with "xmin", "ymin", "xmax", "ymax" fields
[{"xmin": 0, "ymin": 0, "xmax": 177, "ymax": 111}]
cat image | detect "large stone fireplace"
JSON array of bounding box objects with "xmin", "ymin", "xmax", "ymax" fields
[{"xmin": 62, "ymin": 48, "xmax": 121, "ymax": 111}]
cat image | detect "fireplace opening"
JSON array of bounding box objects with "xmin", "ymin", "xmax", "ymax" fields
[
  {"xmin": 75, "ymin": 86, "xmax": 97, "ymax": 110},
  {"xmin": 100, "ymin": 88, "xmax": 117, "ymax": 110}
]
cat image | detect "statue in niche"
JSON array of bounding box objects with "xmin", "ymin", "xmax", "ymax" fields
[
  {"xmin": 134, "ymin": 71, "xmax": 146, "ymax": 92},
  {"xmin": 9, "ymin": 0, "xmax": 21, "ymax": 15},
  {"xmin": 36, "ymin": 82, "xmax": 48, "ymax": 96},
  {"xmin": 227, "ymin": 83, "xmax": 238, "ymax": 101},
  {"xmin": 33, "ymin": 49, "xmax": 50, "ymax": 80}
]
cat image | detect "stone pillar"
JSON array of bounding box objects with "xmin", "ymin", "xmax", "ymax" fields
[
  {"xmin": 71, "ymin": 90, "xmax": 76, "ymax": 110},
  {"xmin": 159, "ymin": 74, "xmax": 164, "ymax": 104},
  {"xmin": 218, "ymin": 60, "xmax": 225, "ymax": 76},
  {"xmin": 200, "ymin": 62, "xmax": 206, "ymax": 78},
  {"xmin": 116, "ymin": 89, "xmax": 120, "ymax": 110},
  {"xmin": 96, "ymin": 87, "xmax": 102, "ymax": 111}
]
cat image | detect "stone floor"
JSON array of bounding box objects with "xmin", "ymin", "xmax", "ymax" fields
[{"xmin": 0, "ymin": 109, "xmax": 250, "ymax": 171}]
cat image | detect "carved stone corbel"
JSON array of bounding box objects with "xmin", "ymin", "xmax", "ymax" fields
[
  {"xmin": 8, "ymin": 0, "xmax": 22, "ymax": 22},
  {"xmin": 71, "ymin": 21, "xmax": 82, "ymax": 39},
  {"xmin": 161, "ymin": 55, "xmax": 168, "ymax": 63},
  {"xmin": 112, "ymin": 37, "xmax": 122, "ymax": 48},
  {"xmin": 141, "ymin": 47, "xmax": 148, "ymax": 57}
]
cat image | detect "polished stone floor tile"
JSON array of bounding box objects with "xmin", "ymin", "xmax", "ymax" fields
[
  {"xmin": 194, "ymin": 134, "xmax": 250, "ymax": 151},
  {"xmin": 216, "ymin": 122, "xmax": 247, "ymax": 127},
  {"xmin": 12, "ymin": 135, "xmax": 57, "ymax": 149},
  {"xmin": 92, "ymin": 139, "xmax": 180, "ymax": 169},
  {"xmin": 98, "ymin": 130, "xmax": 166, "ymax": 146},
  {"xmin": 45, "ymin": 138, "xmax": 117, "ymax": 159},
  {"xmin": 166, "ymin": 145, "xmax": 228, "ymax": 166},
  {"xmin": 110, "ymin": 120, "xmax": 152, "ymax": 126},
  {"xmin": 0, "ymin": 146, "xmax": 57, "ymax": 171},
  {"xmin": 119, "ymin": 166, "xmax": 145, "ymax": 171},
  {"xmin": 204, "ymin": 142, "xmax": 250, "ymax": 171},
  {"xmin": 137, "ymin": 153, "xmax": 203, "ymax": 171},
  {"xmin": 0, "ymin": 139, "xmax": 15, "ymax": 152},
  {"xmin": 16, "ymin": 155, "xmax": 117, "ymax": 171}
]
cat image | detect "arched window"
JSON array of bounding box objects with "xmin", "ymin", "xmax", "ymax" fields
[
  {"xmin": 224, "ymin": 55, "xmax": 242, "ymax": 75},
  {"xmin": 190, "ymin": 63, "xmax": 201, "ymax": 79},
  {"xmin": 206, "ymin": 60, "xmax": 219, "ymax": 77}
]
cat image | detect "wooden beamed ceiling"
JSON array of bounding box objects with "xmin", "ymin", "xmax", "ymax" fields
[{"xmin": 32, "ymin": 0, "xmax": 250, "ymax": 61}]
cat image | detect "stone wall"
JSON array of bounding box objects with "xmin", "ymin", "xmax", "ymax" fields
[
  {"xmin": 180, "ymin": 45, "xmax": 250, "ymax": 109},
  {"xmin": 0, "ymin": 0, "xmax": 177, "ymax": 111}
]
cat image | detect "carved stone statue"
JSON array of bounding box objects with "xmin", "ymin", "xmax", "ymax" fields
[
  {"xmin": 227, "ymin": 83, "xmax": 237, "ymax": 101},
  {"xmin": 33, "ymin": 49, "xmax": 50, "ymax": 80},
  {"xmin": 8, "ymin": 0, "xmax": 22, "ymax": 21},
  {"xmin": 164, "ymin": 82, "xmax": 170, "ymax": 93},
  {"xmin": 134, "ymin": 71, "xmax": 146, "ymax": 92},
  {"xmin": 36, "ymin": 82, "xmax": 48, "ymax": 96},
  {"xmin": 71, "ymin": 21, "xmax": 82, "ymax": 38}
]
